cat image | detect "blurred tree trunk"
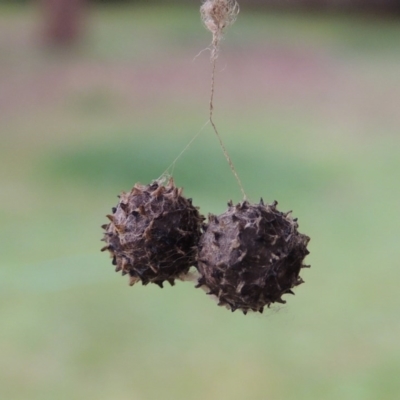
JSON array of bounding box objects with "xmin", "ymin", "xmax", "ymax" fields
[{"xmin": 42, "ymin": 0, "xmax": 86, "ymax": 46}]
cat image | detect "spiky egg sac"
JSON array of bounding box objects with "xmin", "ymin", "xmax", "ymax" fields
[
  {"xmin": 196, "ymin": 199, "xmax": 310, "ymax": 314},
  {"xmin": 101, "ymin": 179, "xmax": 204, "ymax": 288}
]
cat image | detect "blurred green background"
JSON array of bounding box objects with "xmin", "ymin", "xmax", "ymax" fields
[{"xmin": 1, "ymin": 2, "xmax": 400, "ymax": 400}]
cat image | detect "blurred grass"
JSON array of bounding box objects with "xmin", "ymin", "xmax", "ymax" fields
[{"xmin": 1, "ymin": 3, "xmax": 400, "ymax": 400}]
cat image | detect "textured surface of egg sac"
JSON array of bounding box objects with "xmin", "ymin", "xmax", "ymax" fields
[
  {"xmin": 196, "ymin": 200, "xmax": 310, "ymax": 314},
  {"xmin": 101, "ymin": 179, "xmax": 204, "ymax": 287}
]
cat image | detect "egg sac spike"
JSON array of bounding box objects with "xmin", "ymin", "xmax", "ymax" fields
[
  {"xmin": 102, "ymin": 179, "xmax": 204, "ymax": 287},
  {"xmin": 196, "ymin": 200, "xmax": 310, "ymax": 314}
]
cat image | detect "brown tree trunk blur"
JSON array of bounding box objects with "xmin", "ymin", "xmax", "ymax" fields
[{"xmin": 42, "ymin": 0, "xmax": 86, "ymax": 46}]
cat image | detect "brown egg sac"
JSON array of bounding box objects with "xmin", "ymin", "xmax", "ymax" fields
[
  {"xmin": 196, "ymin": 199, "xmax": 310, "ymax": 314},
  {"xmin": 101, "ymin": 179, "xmax": 204, "ymax": 288}
]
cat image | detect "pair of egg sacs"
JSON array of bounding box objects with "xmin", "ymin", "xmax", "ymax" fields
[{"xmin": 101, "ymin": 179, "xmax": 310, "ymax": 314}]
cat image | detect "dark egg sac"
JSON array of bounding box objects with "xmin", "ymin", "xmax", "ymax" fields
[
  {"xmin": 101, "ymin": 179, "xmax": 204, "ymax": 288},
  {"xmin": 196, "ymin": 199, "xmax": 310, "ymax": 314}
]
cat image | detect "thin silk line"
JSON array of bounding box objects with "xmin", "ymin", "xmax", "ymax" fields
[
  {"xmin": 209, "ymin": 55, "xmax": 247, "ymax": 200},
  {"xmin": 159, "ymin": 119, "xmax": 210, "ymax": 180}
]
